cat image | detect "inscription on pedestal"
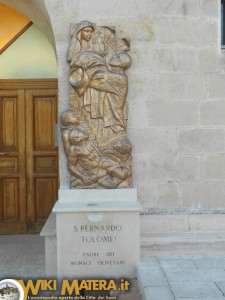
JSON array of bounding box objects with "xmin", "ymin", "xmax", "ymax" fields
[
  {"xmin": 71, "ymin": 224, "xmax": 126, "ymax": 268},
  {"xmin": 56, "ymin": 211, "xmax": 140, "ymax": 278}
]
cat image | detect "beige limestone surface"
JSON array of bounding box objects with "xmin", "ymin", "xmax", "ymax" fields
[{"xmin": 3, "ymin": 0, "xmax": 225, "ymax": 215}]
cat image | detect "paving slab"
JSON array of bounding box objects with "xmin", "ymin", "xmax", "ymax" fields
[
  {"xmin": 138, "ymin": 255, "xmax": 225, "ymax": 300},
  {"xmin": 194, "ymin": 258, "xmax": 225, "ymax": 270},
  {"xmin": 144, "ymin": 286, "xmax": 175, "ymax": 300},
  {"xmin": 16, "ymin": 264, "xmax": 45, "ymax": 278},
  {"xmin": 216, "ymin": 282, "xmax": 225, "ymax": 296},
  {"xmin": 137, "ymin": 265, "xmax": 169, "ymax": 287},
  {"xmin": 165, "ymin": 269, "xmax": 225, "ymax": 283},
  {"xmin": 137, "ymin": 257, "xmax": 170, "ymax": 300},
  {"xmin": 139, "ymin": 256, "xmax": 160, "ymax": 267},
  {"xmin": 159, "ymin": 258, "xmax": 198, "ymax": 271},
  {"xmin": 0, "ymin": 234, "xmax": 45, "ymax": 279},
  {"xmin": 169, "ymin": 282, "xmax": 223, "ymax": 298},
  {"xmin": 118, "ymin": 279, "xmax": 141, "ymax": 300}
]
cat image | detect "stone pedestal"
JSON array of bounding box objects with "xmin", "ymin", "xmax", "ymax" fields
[
  {"xmin": 40, "ymin": 212, "xmax": 57, "ymax": 277},
  {"xmin": 52, "ymin": 188, "xmax": 142, "ymax": 279}
]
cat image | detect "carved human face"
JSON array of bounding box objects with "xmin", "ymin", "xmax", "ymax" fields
[
  {"xmin": 67, "ymin": 112, "xmax": 79, "ymax": 125},
  {"xmin": 80, "ymin": 27, "xmax": 94, "ymax": 41},
  {"xmin": 69, "ymin": 128, "xmax": 89, "ymax": 144},
  {"xmin": 113, "ymin": 137, "xmax": 132, "ymax": 156},
  {"xmin": 109, "ymin": 52, "xmax": 132, "ymax": 70},
  {"xmin": 61, "ymin": 110, "xmax": 79, "ymax": 127},
  {"xmin": 72, "ymin": 132, "xmax": 85, "ymax": 143}
]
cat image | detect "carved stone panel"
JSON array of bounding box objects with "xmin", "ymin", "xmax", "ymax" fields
[{"xmin": 61, "ymin": 21, "xmax": 132, "ymax": 189}]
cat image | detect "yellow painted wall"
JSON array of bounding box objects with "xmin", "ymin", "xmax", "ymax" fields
[
  {"xmin": 0, "ymin": 24, "xmax": 57, "ymax": 79},
  {"xmin": 0, "ymin": 3, "xmax": 31, "ymax": 53}
]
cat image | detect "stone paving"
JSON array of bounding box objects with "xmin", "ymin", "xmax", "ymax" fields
[
  {"xmin": 0, "ymin": 235, "xmax": 141, "ymax": 299},
  {"xmin": 1, "ymin": 235, "xmax": 225, "ymax": 299},
  {"xmin": 118, "ymin": 279, "xmax": 141, "ymax": 300},
  {"xmin": 0, "ymin": 234, "xmax": 45, "ymax": 279},
  {"xmin": 138, "ymin": 255, "xmax": 225, "ymax": 300}
]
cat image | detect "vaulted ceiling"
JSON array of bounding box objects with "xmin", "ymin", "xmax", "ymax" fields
[{"xmin": 0, "ymin": 0, "xmax": 55, "ymax": 49}]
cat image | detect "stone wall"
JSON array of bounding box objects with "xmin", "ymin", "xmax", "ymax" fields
[{"xmin": 44, "ymin": 0, "xmax": 225, "ymax": 212}]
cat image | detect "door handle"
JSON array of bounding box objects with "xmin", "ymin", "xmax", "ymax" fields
[{"xmin": 0, "ymin": 152, "xmax": 7, "ymax": 155}]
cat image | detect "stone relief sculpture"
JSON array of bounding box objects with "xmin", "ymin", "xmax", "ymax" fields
[{"xmin": 61, "ymin": 20, "xmax": 132, "ymax": 189}]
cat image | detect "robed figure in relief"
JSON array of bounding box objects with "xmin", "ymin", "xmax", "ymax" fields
[{"xmin": 61, "ymin": 20, "xmax": 133, "ymax": 189}]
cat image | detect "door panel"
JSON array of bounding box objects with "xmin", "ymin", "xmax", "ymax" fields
[
  {"xmin": 34, "ymin": 155, "xmax": 58, "ymax": 172},
  {"xmin": 0, "ymin": 80, "xmax": 58, "ymax": 234},
  {"xmin": 26, "ymin": 88, "xmax": 58, "ymax": 233},
  {"xmin": 0, "ymin": 89, "xmax": 26, "ymax": 234},
  {"xmin": 0, "ymin": 157, "xmax": 18, "ymax": 172},
  {"xmin": 34, "ymin": 95, "xmax": 57, "ymax": 150},
  {"xmin": 35, "ymin": 177, "xmax": 58, "ymax": 219},
  {"xmin": 2, "ymin": 98, "xmax": 18, "ymax": 149},
  {"xmin": 3, "ymin": 178, "xmax": 19, "ymax": 220}
]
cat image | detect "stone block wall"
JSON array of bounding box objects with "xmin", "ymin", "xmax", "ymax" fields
[{"xmin": 44, "ymin": 0, "xmax": 225, "ymax": 212}]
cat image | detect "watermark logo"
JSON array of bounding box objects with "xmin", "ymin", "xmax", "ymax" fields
[
  {"xmin": 0, "ymin": 279, "xmax": 24, "ymax": 300},
  {"xmin": 0, "ymin": 279, "xmax": 129, "ymax": 300}
]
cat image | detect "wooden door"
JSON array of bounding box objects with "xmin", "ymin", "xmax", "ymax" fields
[
  {"xmin": 0, "ymin": 89, "xmax": 26, "ymax": 233},
  {"xmin": 0, "ymin": 79, "xmax": 58, "ymax": 234}
]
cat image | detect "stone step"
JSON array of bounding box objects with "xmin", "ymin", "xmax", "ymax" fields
[{"xmin": 140, "ymin": 232, "xmax": 225, "ymax": 255}]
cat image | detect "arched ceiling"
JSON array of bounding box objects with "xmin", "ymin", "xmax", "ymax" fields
[{"xmin": 0, "ymin": 0, "xmax": 55, "ymax": 50}]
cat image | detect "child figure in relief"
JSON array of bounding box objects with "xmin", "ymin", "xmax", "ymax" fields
[
  {"xmin": 60, "ymin": 109, "xmax": 80, "ymax": 156},
  {"xmin": 67, "ymin": 126, "xmax": 131, "ymax": 189}
]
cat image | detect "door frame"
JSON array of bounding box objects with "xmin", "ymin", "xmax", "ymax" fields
[{"xmin": 0, "ymin": 79, "xmax": 57, "ymax": 90}]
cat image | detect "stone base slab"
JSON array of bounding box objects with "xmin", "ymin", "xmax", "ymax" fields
[
  {"xmin": 56, "ymin": 209, "xmax": 140, "ymax": 278},
  {"xmin": 40, "ymin": 212, "xmax": 57, "ymax": 277},
  {"xmin": 52, "ymin": 188, "xmax": 142, "ymax": 278},
  {"xmin": 58, "ymin": 188, "xmax": 137, "ymax": 203}
]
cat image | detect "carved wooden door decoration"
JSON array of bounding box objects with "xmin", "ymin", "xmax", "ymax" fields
[{"xmin": 0, "ymin": 79, "xmax": 58, "ymax": 234}]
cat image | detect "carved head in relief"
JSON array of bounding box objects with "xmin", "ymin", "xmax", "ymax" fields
[
  {"xmin": 73, "ymin": 21, "xmax": 95, "ymax": 49},
  {"xmin": 69, "ymin": 126, "xmax": 89, "ymax": 144},
  {"xmin": 68, "ymin": 21, "xmax": 96, "ymax": 62},
  {"xmin": 74, "ymin": 20, "xmax": 95, "ymax": 41},
  {"xmin": 60, "ymin": 109, "xmax": 79, "ymax": 127},
  {"xmin": 80, "ymin": 26, "xmax": 94, "ymax": 42},
  {"xmin": 109, "ymin": 52, "xmax": 132, "ymax": 70},
  {"xmin": 113, "ymin": 136, "xmax": 132, "ymax": 156}
]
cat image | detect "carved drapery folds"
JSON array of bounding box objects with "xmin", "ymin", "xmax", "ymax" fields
[{"xmin": 61, "ymin": 20, "xmax": 132, "ymax": 189}]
